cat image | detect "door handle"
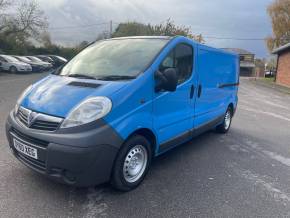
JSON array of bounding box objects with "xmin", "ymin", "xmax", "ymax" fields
[
  {"xmin": 198, "ymin": 85, "xmax": 202, "ymax": 98},
  {"xmin": 190, "ymin": 85, "xmax": 194, "ymax": 99}
]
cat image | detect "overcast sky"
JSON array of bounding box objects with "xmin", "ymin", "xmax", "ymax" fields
[{"xmin": 38, "ymin": 0, "xmax": 274, "ymax": 58}]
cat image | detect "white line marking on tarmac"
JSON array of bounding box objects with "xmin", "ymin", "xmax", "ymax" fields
[
  {"xmin": 239, "ymin": 106, "xmax": 290, "ymax": 122},
  {"xmin": 262, "ymin": 150, "xmax": 290, "ymax": 167},
  {"xmin": 239, "ymin": 98, "xmax": 289, "ymax": 110},
  {"xmin": 233, "ymin": 167, "xmax": 290, "ymax": 203},
  {"xmin": 227, "ymin": 138, "xmax": 290, "ymax": 169}
]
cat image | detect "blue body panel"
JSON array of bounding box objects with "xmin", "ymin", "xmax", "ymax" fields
[
  {"xmin": 194, "ymin": 45, "xmax": 239, "ymax": 128},
  {"xmin": 21, "ymin": 36, "xmax": 239, "ymax": 156},
  {"xmin": 22, "ymin": 74, "xmax": 128, "ymax": 117}
]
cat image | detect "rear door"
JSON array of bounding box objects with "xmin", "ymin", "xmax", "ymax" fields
[{"xmin": 153, "ymin": 42, "xmax": 195, "ymax": 152}]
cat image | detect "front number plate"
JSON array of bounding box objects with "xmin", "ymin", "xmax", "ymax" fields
[{"xmin": 13, "ymin": 138, "xmax": 38, "ymax": 159}]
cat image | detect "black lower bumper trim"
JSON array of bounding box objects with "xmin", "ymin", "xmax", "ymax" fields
[{"xmin": 6, "ymin": 110, "xmax": 123, "ymax": 187}]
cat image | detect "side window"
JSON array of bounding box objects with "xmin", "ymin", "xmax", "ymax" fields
[
  {"xmin": 159, "ymin": 43, "xmax": 193, "ymax": 85},
  {"xmin": 160, "ymin": 50, "xmax": 174, "ymax": 71},
  {"xmin": 175, "ymin": 44, "xmax": 193, "ymax": 84},
  {"xmin": 0, "ymin": 57, "xmax": 5, "ymax": 62}
]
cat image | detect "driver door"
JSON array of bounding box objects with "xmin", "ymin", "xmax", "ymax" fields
[{"xmin": 153, "ymin": 43, "xmax": 195, "ymax": 153}]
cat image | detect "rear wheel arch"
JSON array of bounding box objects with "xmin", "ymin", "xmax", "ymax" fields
[
  {"xmin": 228, "ymin": 102, "xmax": 237, "ymax": 116},
  {"xmin": 216, "ymin": 105, "xmax": 233, "ymax": 133},
  {"xmin": 228, "ymin": 103, "xmax": 234, "ymax": 113}
]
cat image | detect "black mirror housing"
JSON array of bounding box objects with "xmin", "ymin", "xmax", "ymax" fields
[{"xmin": 155, "ymin": 68, "xmax": 178, "ymax": 92}]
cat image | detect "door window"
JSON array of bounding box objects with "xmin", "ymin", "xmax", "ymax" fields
[
  {"xmin": 0, "ymin": 57, "xmax": 6, "ymax": 62},
  {"xmin": 159, "ymin": 43, "xmax": 193, "ymax": 84}
]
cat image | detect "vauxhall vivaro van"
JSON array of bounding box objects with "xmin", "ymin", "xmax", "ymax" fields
[{"xmin": 6, "ymin": 36, "xmax": 239, "ymax": 191}]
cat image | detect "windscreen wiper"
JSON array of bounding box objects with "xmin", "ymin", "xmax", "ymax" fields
[
  {"xmin": 68, "ymin": 74, "xmax": 97, "ymax": 80},
  {"xmin": 96, "ymin": 75, "xmax": 136, "ymax": 81}
]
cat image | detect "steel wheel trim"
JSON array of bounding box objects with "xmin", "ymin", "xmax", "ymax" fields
[
  {"xmin": 224, "ymin": 110, "xmax": 231, "ymax": 130},
  {"xmin": 123, "ymin": 144, "xmax": 148, "ymax": 183}
]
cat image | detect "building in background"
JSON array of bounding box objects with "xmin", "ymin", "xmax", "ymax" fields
[
  {"xmin": 255, "ymin": 60, "xmax": 265, "ymax": 78},
  {"xmin": 222, "ymin": 48, "xmax": 255, "ymax": 77},
  {"xmin": 272, "ymin": 43, "xmax": 290, "ymax": 88}
]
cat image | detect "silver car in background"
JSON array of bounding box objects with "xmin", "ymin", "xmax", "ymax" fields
[
  {"xmin": 26, "ymin": 56, "xmax": 53, "ymax": 70},
  {"xmin": 14, "ymin": 56, "xmax": 46, "ymax": 72},
  {"xmin": 0, "ymin": 55, "xmax": 32, "ymax": 73}
]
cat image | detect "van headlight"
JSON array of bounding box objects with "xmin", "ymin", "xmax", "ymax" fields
[
  {"xmin": 14, "ymin": 85, "xmax": 32, "ymax": 115},
  {"xmin": 61, "ymin": 96, "xmax": 112, "ymax": 128}
]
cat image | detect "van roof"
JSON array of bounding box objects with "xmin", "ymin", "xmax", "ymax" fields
[
  {"xmin": 101, "ymin": 36, "xmax": 238, "ymax": 57},
  {"xmin": 110, "ymin": 36, "xmax": 173, "ymax": 40}
]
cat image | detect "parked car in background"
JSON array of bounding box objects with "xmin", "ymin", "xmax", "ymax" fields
[
  {"xmin": 0, "ymin": 55, "xmax": 32, "ymax": 73},
  {"xmin": 26, "ymin": 56, "xmax": 53, "ymax": 70},
  {"xmin": 47, "ymin": 55, "xmax": 68, "ymax": 68},
  {"xmin": 36, "ymin": 55, "xmax": 55, "ymax": 65},
  {"xmin": 13, "ymin": 56, "xmax": 46, "ymax": 72},
  {"xmin": 265, "ymin": 70, "xmax": 276, "ymax": 78}
]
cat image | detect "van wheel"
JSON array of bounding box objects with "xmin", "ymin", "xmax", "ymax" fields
[
  {"xmin": 216, "ymin": 107, "xmax": 232, "ymax": 133},
  {"xmin": 111, "ymin": 135, "xmax": 152, "ymax": 191},
  {"xmin": 9, "ymin": 66, "xmax": 17, "ymax": 74}
]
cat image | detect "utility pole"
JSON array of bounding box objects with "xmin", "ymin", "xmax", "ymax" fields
[{"xmin": 109, "ymin": 20, "xmax": 113, "ymax": 38}]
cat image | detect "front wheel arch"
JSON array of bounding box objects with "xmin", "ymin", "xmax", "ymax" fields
[
  {"xmin": 110, "ymin": 134, "xmax": 153, "ymax": 191},
  {"xmin": 125, "ymin": 128, "xmax": 157, "ymax": 156}
]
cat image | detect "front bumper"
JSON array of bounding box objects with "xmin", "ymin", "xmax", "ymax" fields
[
  {"xmin": 5, "ymin": 111, "xmax": 123, "ymax": 187},
  {"xmin": 31, "ymin": 66, "xmax": 45, "ymax": 72},
  {"xmin": 18, "ymin": 68, "xmax": 32, "ymax": 72},
  {"xmin": 17, "ymin": 66, "xmax": 32, "ymax": 72}
]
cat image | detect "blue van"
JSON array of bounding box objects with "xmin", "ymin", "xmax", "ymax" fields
[{"xmin": 6, "ymin": 36, "xmax": 239, "ymax": 191}]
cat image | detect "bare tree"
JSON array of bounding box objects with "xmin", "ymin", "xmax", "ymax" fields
[
  {"xmin": 266, "ymin": 0, "xmax": 290, "ymax": 51},
  {"xmin": 0, "ymin": 0, "xmax": 11, "ymax": 14},
  {"xmin": 0, "ymin": 0, "xmax": 11, "ymax": 15},
  {"xmin": 0, "ymin": 0, "xmax": 48, "ymax": 39},
  {"xmin": 0, "ymin": 0, "xmax": 12, "ymax": 31}
]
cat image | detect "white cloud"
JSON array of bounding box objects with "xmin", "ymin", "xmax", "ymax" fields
[{"xmin": 38, "ymin": 0, "xmax": 66, "ymax": 8}]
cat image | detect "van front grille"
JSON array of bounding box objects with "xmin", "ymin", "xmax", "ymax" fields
[
  {"xmin": 18, "ymin": 108, "xmax": 28, "ymax": 125},
  {"xmin": 17, "ymin": 107, "xmax": 63, "ymax": 132},
  {"xmin": 30, "ymin": 120, "xmax": 60, "ymax": 131}
]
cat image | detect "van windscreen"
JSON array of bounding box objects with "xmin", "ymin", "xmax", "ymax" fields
[{"xmin": 59, "ymin": 38, "xmax": 169, "ymax": 80}]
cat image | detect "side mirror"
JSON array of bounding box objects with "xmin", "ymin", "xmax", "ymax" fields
[{"xmin": 155, "ymin": 68, "xmax": 178, "ymax": 92}]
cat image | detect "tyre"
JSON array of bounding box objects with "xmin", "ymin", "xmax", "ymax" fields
[
  {"xmin": 111, "ymin": 135, "xmax": 152, "ymax": 191},
  {"xmin": 9, "ymin": 66, "xmax": 17, "ymax": 74},
  {"xmin": 216, "ymin": 107, "xmax": 233, "ymax": 133}
]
